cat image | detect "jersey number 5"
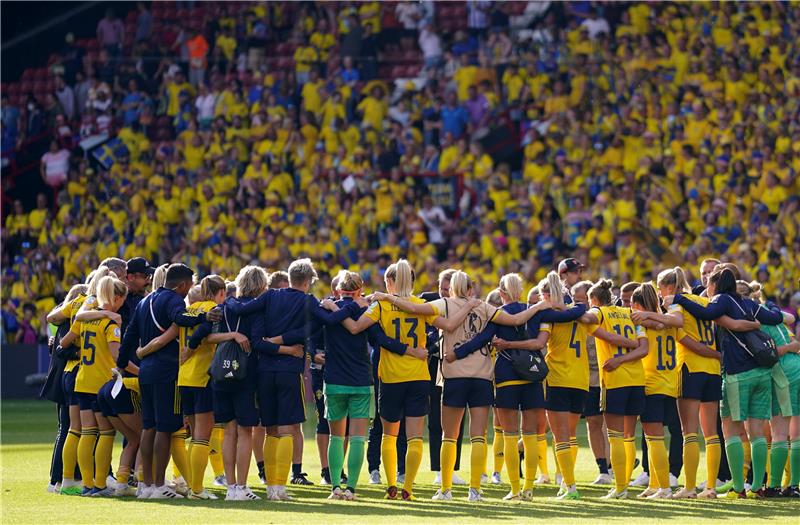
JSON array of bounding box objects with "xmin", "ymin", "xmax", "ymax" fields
[
  {"xmin": 82, "ymin": 331, "xmax": 97, "ymax": 366},
  {"xmin": 392, "ymin": 317, "xmax": 419, "ymax": 348}
]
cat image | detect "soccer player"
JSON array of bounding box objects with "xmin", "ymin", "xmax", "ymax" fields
[
  {"xmin": 580, "ymin": 279, "xmax": 648, "ymax": 500},
  {"xmin": 125, "ymin": 263, "xmax": 220, "ymax": 499},
  {"xmin": 71, "ymin": 276, "xmax": 128, "ymax": 496},
  {"xmin": 320, "ymin": 271, "xmax": 410, "ymax": 500},
  {"xmin": 667, "ymin": 269, "xmax": 785, "ymax": 498},
  {"xmin": 742, "ymin": 281, "xmax": 800, "ymax": 498},
  {"xmin": 573, "ymin": 281, "xmax": 612, "ymax": 486},
  {"xmin": 630, "ymin": 283, "xmax": 680, "ymax": 499}
]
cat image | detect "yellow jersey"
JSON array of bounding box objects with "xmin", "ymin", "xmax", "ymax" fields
[
  {"xmin": 674, "ymin": 296, "xmax": 720, "ymax": 375},
  {"xmin": 542, "ymin": 320, "xmax": 590, "ymax": 391},
  {"xmin": 364, "ymin": 296, "xmax": 436, "ymax": 384},
  {"xmin": 178, "ymin": 300, "xmax": 218, "ymax": 388},
  {"xmin": 72, "ymin": 318, "xmax": 120, "ymax": 395},
  {"xmin": 62, "ymin": 293, "xmax": 88, "ymax": 373},
  {"xmin": 642, "ymin": 325, "xmax": 680, "ymax": 397},
  {"xmin": 589, "ymin": 306, "xmax": 647, "ymax": 389}
]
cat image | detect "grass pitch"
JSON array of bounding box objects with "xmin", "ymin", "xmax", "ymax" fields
[{"xmin": 0, "ymin": 400, "xmax": 795, "ymax": 524}]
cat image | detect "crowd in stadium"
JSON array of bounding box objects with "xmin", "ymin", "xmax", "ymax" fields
[{"xmin": 1, "ymin": 1, "xmax": 799, "ymax": 345}]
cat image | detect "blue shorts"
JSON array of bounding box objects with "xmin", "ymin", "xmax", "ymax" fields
[
  {"xmin": 640, "ymin": 394, "xmax": 677, "ymax": 424},
  {"xmin": 582, "ymin": 386, "xmax": 602, "ymax": 417},
  {"xmin": 62, "ymin": 368, "xmax": 79, "ymax": 406},
  {"xmin": 76, "ymin": 392, "xmax": 99, "ymax": 412},
  {"xmin": 311, "ymin": 369, "xmax": 329, "ymax": 434},
  {"xmin": 602, "ymin": 385, "xmax": 646, "ymax": 416},
  {"xmin": 545, "ymin": 385, "xmax": 587, "ymax": 414},
  {"xmin": 213, "ymin": 387, "xmax": 259, "ymax": 427},
  {"xmin": 495, "ymin": 382, "xmax": 544, "ymax": 410},
  {"xmin": 181, "ymin": 384, "xmax": 214, "ymax": 416},
  {"xmin": 379, "ymin": 380, "xmax": 429, "ymax": 422},
  {"xmin": 443, "ymin": 378, "xmax": 494, "ymax": 408},
  {"xmin": 257, "ymin": 372, "xmax": 306, "ymax": 427},
  {"xmin": 679, "ymin": 365, "xmax": 722, "ymax": 402},
  {"xmin": 96, "ymin": 381, "xmax": 117, "ymax": 418},
  {"xmin": 140, "ymin": 381, "xmax": 182, "ymax": 433}
]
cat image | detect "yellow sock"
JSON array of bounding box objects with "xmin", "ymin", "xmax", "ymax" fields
[
  {"xmin": 536, "ymin": 433, "xmax": 549, "ymax": 478},
  {"xmin": 116, "ymin": 465, "xmax": 131, "ymax": 486},
  {"xmin": 275, "ymin": 435, "xmax": 293, "ymax": 486},
  {"xmin": 94, "ymin": 430, "xmax": 116, "ymax": 489},
  {"xmin": 189, "ymin": 439, "xmax": 211, "ymax": 493},
  {"xmin": 209, "ymin": 425, "xmax": 225, "ymax": 477},
  {"xmin": 765, "ymin": 442, "xmax": 772, "ymax": 481},
  {"xmin": 522, "ymin": 433, "xmax": 538, "ymax": 491},
  {"xmin": 381, "ymin": 434, "xmax": 398, "ymax": 488},
  {"xmin": 77, "ymin": 427, "xmax": 98, "ymax": 489},
  {"xmin": 645, "ymin": 435, "xmax": 669, "ymax": 489},
  {"xmin": 623, "ymin": 437, "xmax": 635, "ymax": 485},
  {"xmin": 683, "ymin": 433, "xmax": 700, "ymax": 490},
  {"xmin": 171, "ymin": 430, "xmax": 191, "ymax": 481},
  {"xmin": 570, "ymin": 436, "xmax": 579, "ymax": 463},
  {"xmin": 470, "ymin": 436, "xmax": 487, "ymax": 490},
  {"xmin": 555, "ymin": 441, "xmax": 576, "ymax": 487},
  {"xmin": 440, "ymin": 438, "xmax": 457, "ymax": 492},
  {"xmin": 264, "ymin": 435, "xmax": 278, "ymax": 485},
  {"xmin": 493, "ymin": 427, "xmax": 504, "ymax": 475},
  {"xmin": 404, "ymin": 437, "xmax": 423, "ymax": 494},
  {"xmin": 743, "ymin": 438, "xmax": 751, "ymax": 480},
  {"xmin": 504, "ymin": 434, "xmax": 521, "ymax": 493},
  {"xmin": 705, "ymin": 435, "xmax": 721, "ymax": 487},
  {"xmin": 552, "ymin": 437, "xmax": 561, "ymax": 476},
  {"xmin": 608, "ymin": 430, "xmax": 626, "ymax": 492},
  {"xmin": 62, "ymin": 429, "xmax": 80, "ymax": 480}
]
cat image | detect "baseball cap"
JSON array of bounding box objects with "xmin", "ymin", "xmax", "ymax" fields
[
  {"xmin": 127, "ymin": 257, "xmax": 155, "ymax": 275},
  {"xmin": 558, "ymin": 258, "xmax": 585, "ymax": 274}
]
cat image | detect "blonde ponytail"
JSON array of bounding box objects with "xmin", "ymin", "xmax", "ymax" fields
[
  {"xmin": 200, "ymin": 274, "xmax": 226, "ymax": 301},
  {"xmin": 657, "ymin": 266, "xmax": 689, "ymax": 294},
  {"xmin": 96, "ymin": 276, "xmax": 127, "ymax": 308},
  {"xmin": 385, "ymin": 259, "xmax": 415, "ymax": 297},
  {"xmin": 449, "ymin": 271, "xmax": 473, "ymax": 299},
  {"xmin": 499, "ymin": 273, "xmax": 523, "ymax": 302},
  {"xmin": 87, "ymin": 266, "xmax": 113, "ymax": 297}
]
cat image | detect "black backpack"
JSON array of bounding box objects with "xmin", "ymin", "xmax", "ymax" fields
[
  {"xmin": 39, "ymin": 322, "xmax": 71, "ymax": 403},
  {"xmin": 208, "ymin": 309, "xmax": 248, "ymax": 382}
]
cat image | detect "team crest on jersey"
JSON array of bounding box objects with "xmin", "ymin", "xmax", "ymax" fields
[
  {"xmin": 232, "ymin": 360, "xmax": 239, "ymax": 371},
  {"xmin": 315, "ymin": 389, "xmax": 323, "ymax": 400}
]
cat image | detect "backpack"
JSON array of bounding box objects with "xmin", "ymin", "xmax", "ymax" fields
[{"xmin": 208, "ymin": 308, "xmax": 248, "ymax": 382}]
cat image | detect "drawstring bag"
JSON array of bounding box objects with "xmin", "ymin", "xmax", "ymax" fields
[{"xmin": 208, "ymin": 309, "xmax": 248, "ymax": 382}]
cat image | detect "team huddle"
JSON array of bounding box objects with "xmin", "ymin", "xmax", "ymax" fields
[{"xmin": 42, "ymin": 254, "xmax": 800, "ymax": 504}]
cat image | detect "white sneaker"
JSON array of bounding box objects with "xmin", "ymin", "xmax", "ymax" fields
[
  {"xmin": 213, "ymin": 474, "xmax": 227, "ymax": 487},
  {"xmin": 135, "ymin": 483, "xmax": 149, "ymax": 499},
  {"xmin": 601, "ymin": 488, "xmax": 628, "ymax": 499},
  {"xmin": 431, "ymin": 489, "xmax": 453, "ymax": 501},
  {"xmin": 171, "ymin": 477, "xmax": 189, "ymax": 496},
  {"xmin": 432, "ymin": 471, "xmax": 441, "ymax": 485},
  {"xmin": 637, "ymin": 487, "xmax": 658, "ymax": 498},
  {"xmin": 452, "ymin": 473, "xmax": 467, "ymax": 485},
  {"xmin": 592, "ymin": 473, "xmax": 613, "ymax": 485},
  {"xmin": 630, "ymin": 472, "xmax": 649, "ymax": 487},
  {"xmin": 467, "ymin": 488, "xmax": 483, "ymax": 502},
  {"xmin": 555, "ymin": 473, "xmax": 563, "ymax": 486},
  {"xmin": 341, "ymin": 488, "xmax": 357, "ymax": 501},
  {"xmin": 47, "ymin": 483, "xmax": 58, "ymax": 493},
  {"xmin": 647, "ymin": 488, "xmax": 673, "ymax": 499},
  {"xmin": 91, "ymin": 486, "xmax": 117, "ymax": 497},
  {"xmin": 490, "ymin": 472, "xmax": 502, "ymax": 484},
  {"xmin": 328, "ymin": 487, "xmax": 343, "ymax": 500},
  {"xmin": 697, "ymin": 488, "xmax": 717, "ymax": 499},
  {"xmin": 534, "ymin": 474, "xmax": 551, "ymax": 485},
  {"xmin": 369, "ymin": 470, "xmax": 381, "ymax": 485},
  {"xmin": 149, "ymin": 485, "xmax": 184, "ymax": 499},
  {"xmin": 225, "ymin": 486, "xmax": 239, "ymax": 501},
  {"xmin": 480, "ymin": 473, "xmax": 489, "ymax": 484},
  {"xmin": 672, "ymin": 487, "xmax": 697, "ymax": 499},
  {"xmin": 319, "ymin": 477, "xmax": 331, "ymax": 486},
  {"xmin": 275, "ymin": 485, "xmax": 293, "ymax": 501},
  {"xmin": 188, "ymin": 489, "xmax": 217, "ymax": 500},
  {"xmin": 237, "ymin": 486, "xmax": 260, "ymax": 500},
  {"xmin": 669, "ymin": 474, "xmax": 679, "ymax": 488},
  {"xmin": 521, "ymin": 488, "xmax": 534, "ymax": 501},
  {"xmin": 266, "ymin": 486, "xmax": 280, "ymax": 501},
  {"xmin": 743, "ymin": 482, "xmax": 752, "ymax": 492},
  {"xmin": 503, "ymin": 490, "xmax": 521, "ymax": 501},
  {"xmin": 106, "ymin": 475, "xmax": 117, "ymax": 488},
  {"xmin": 115, "ymin": 483, "xmax": 137, "ymax": 497},
  {"xmin": 396, "ymin": 473, "xmax": 405, "ymax": 485}
]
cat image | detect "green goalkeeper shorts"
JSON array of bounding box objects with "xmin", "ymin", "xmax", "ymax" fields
[
  {"xmin": 721, "ymin": 368, "xmax": 772, "ymax": 421},
  {"xmin": 324, "ymin": 384, "xmax": 373, "ymax": 421}
]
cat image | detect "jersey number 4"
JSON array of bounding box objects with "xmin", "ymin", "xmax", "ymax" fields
[
  {"xmin": 392, "ymin": 317, "xmax": 419, "ymax": 348},
  {"xmin": 569, "ymin": 323, "xmax": 581, "ymax": 358},
  {"xmin": 82, "ymin": 331, "xmax": 97, "ymax": 366}
]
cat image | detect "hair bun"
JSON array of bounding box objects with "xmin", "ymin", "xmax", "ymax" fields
[{"xmin": 599, "ymin": 279, "xmax": 613, "ymax": 290}]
